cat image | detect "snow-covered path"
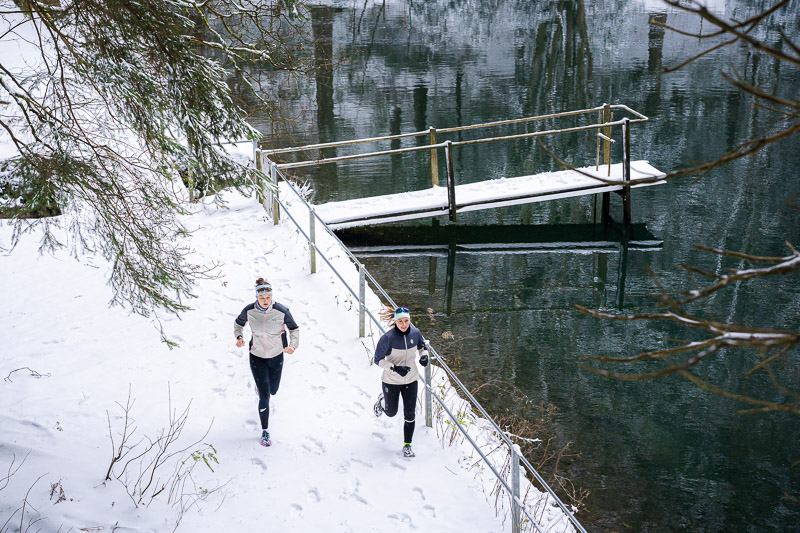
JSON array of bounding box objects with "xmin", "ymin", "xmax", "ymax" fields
[{"xmin": 0, "ymin": 192, "xmax": 513, "ymax": 532}]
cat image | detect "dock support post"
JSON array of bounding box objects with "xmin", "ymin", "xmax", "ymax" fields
[
  {"xmin": 358, "ymin": 263, "xmax": 365, "ymax": 338},
  {"xmin": 424, "ymin": 357, "xmax": 432, "ymax": 428},
  {"xmin": 622, "ymin": 117, "xmax": 632, "ymax": 237},
  {"xmin": 511, "ymin": 444, "xmax": 521, "ymax": 533},
  {"xmin": 602, "ymin": 103, "xmax": 612, "ymax": 225},
  {"xmin": 309, "ymin": 208, "xmax": 317, "ymax": 274},
  {"xmin": 445, "ymin": 141, "xmax": 457, "ymax": 222},
  {"xmin": 270, "ymin": 162, "xmax": 280, "ymax": 225},
  {"xmin": 429, "ymin": 127, "xmax": 440, "ymax": 187}
]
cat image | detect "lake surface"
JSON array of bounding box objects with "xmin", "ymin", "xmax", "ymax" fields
[{"xmin": 247, "ymin": 1, "xmax": 800, "ymax": 530}]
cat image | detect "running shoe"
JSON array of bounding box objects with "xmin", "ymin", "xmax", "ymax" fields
[
  {"xmin": 402, "ymin": 444, "xmax": 415, "ymax": 458},
  {"xmin": 373, "ymin": 394, "xmax": 384, "ymax": 417},
  {"xmin": 260, "ymin": 430, "xmax": 271, "ymax": 447}
]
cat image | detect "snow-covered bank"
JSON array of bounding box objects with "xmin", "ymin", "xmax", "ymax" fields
[{"xmin": 0, "ymin": 189, "xmax": 575, "ymax": 532}]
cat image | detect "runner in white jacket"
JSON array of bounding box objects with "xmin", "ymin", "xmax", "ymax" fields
[{"xmin": 234, "ymin": 277, "xmax": 300, "ymax": 447}]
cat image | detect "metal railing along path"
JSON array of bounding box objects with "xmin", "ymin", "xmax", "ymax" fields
[{"xmin": 259, "ymin": 157, "xmax": 587, "ymax": 533}]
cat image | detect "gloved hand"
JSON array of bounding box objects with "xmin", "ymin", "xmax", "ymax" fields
[
  {"xmin": 391, "ymin": 365, "xmax": 411, "ymax": 377},
  {"xmin": 419, "ymin": 355, "xmax": 429, "ymax": 367}
]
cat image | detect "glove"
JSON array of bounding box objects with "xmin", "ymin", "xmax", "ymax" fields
[
  {"xmin": 419, "ymin": 355, "xmax": 429, "ymax": 367},
  {"xmin": 391, "ymin": 365, "xmax": 411, "ymax": 377}
]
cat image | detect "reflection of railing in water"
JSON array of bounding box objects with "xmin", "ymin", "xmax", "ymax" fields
[
  {"xmin": 340, "ymin": 223, "xmax": 662, "ymax": 314},
  {"xmin": 258, "ymin": 159, "xmax": 587, "ymax": 533},
  {"xmin": 264, "ymin": 104, "xmax": 654, "ymax": 232}
]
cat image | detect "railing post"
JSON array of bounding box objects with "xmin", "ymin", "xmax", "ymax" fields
[
  {"xmin": 358, "ymin": 263, "xmax": 366, "ymax": 338},
  {"xmin": 622, "ymin": 117, "xmax": 632, "ymax": 236},
  {"xmin": 445, "ymin": 141, "xmax": 457, "ymax": 222},
  {"xmin": 602, "ymin": 103, "xmax": 612, "ymax": 225},
  {"xmin": 425, "ymin": 354, "xmax": 432, "ymax": 428},
  {"xmin": 270, "ymin": 162, "xmax": 280, "ymax": 225},
  {"xmin": 602, "ymin": 103, "xmax": 612, "ymax": 176},
  {"xmin": 511, "ymin": 444, "xmax": 521, "ymax": 533},
  {"xmin": 595, "ymin": 109, "xmax": 602, "ymax": 171},
  {"xmin": 309, "ymin": 208, "xmax": 317, "ymax": 274},
  {"xmin": 429, "ymin": 127, "xmax": 439, "ymax": 187}
]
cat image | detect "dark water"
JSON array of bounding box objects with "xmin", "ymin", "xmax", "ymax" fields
[{"xmin": 247, "ymin": 1, "xmax": 800, "ymax": 531}]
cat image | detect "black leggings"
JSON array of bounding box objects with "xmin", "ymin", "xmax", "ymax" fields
[
  {"xmin": 382, "ymin": 381, "xmax": 418, "ymax": 444},
  {"xmin": 250, "ymin": 353, "xmax": 284, "ymax": 430}
]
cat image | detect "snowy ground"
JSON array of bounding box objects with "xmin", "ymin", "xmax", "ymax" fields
[{"xmin": 0, "ymin": 190, "xmax": 576, "ymax": 532}]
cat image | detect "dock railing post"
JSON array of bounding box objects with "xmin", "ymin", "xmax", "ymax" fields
[
  {"xmin": 429, "ymin": 127, "xmax": 440, "ymax": 187},
  {"xmin": 602, "ymin": 103, "xmax": 612, "ymax": 225},
  {"xmin": 511, "ymin": 444, "xmax": 521, "ymax": 533},
  {"xmin": 309, "ymin": 208, "xmax": 317, "ymax": 274},
  {"xmin": 425, "ymin": 351, "xmax": 432, "ymax": 428},
  {"xmin": 595, "ymin": 109, "xmax": 602, "ymax": 171},
  {"xmin": 622, "ymin": 117, "xmax": 632, "ymax": 236},
  {"xmin": 445, "ymin": 140, "xmax": 457, "ymax": 222},
  {"xmin": 358, "ymin": 263, "xmax": 366, "ymax": 338}
]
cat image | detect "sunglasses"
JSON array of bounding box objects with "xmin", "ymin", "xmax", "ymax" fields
[{"xmin": 394, "ymin": 307, "xmax": 409, "ymax": 314}]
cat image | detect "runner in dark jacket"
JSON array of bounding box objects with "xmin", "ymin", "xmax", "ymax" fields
[
  {"xmin": 234, "ymin": 277, "xmax": 300, "ymax": 447},
  {"xmin": 373, "ymin": 306, "xmax": 428, "ymax": 458}
]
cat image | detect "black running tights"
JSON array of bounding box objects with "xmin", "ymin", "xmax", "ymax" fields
[
  {"xmin": 382, "ymin": 381, "xmax": 418, "ymax": 444},
  {"xmin": 250, "ymin": 353, "xmax": 284, "ymax": 430}
]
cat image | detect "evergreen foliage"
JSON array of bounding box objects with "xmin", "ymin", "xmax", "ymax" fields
[{"xmin": 0, "ymin": 0, "xmax": 309, "ymax": 315}]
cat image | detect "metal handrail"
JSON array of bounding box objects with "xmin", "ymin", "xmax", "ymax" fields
[
  {"xmin": 271, "ymin": 118, "xmax": 644, "ymax": 171},
  {"xmin": 263, "ymin": 104, "xmax": 647, "ymax": 157},
  {"xmin": 266, "ymin": 159, "xmax": 586, "ymax": 533},
  {"xmin": 276, "ymin": 141, "xmax": 450, "ymax": 170}
]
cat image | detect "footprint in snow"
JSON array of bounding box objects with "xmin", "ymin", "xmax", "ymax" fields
[
  {"xmin": 212, "ymin": 387, "xmax": 225, "ymax": 398},
  {"xmin": 422, "ymin": 504, "xmax": 436, "ymax": 518},
  {"xmin": 340, "ymin": 481, "xmax": 367, "ymax": 505},
  {"xmin": 311, "ymin": 385, "xmax": 326, "ymax": 395},
  {"xmin": 353, "ymin": 386, "xmax": 371, "ymax": 398},
  {"xmin": 350, "ymin": 457, "xmax": 373, "ymax": 469},
  {"xmin": 302, "ymin": 437, "xmax": 326, "ymax": 455},
  {"xmin": 412, "ymin": 487, "xmax": 425, "ymax": 502},
  {"xmin": 251, "ymin": 458, "xmax": 267, "ymax": 471},
  {"xmin": 313, "ymin": 361, "xmax": 329, "ymax": 373},
  {"xmin": 289, "ymin": 504, "xmax": 303, "ymax": 519},
  {"xmin": 343, "ymin": 409, "xmax": 359, "ymax": 419},
  {"xmin": 387, "ymin": 513, "xmax": 414, "ymax": 526},
  {"xmin": 207, "ymin": 359, "xmax": 218, "ymax": 368},
  {"xmin": 244, "ymin": 419, "xmax": 259, "ymax": 431},
  {"xmin": 306, "ymin": 488, "xmax": 320, "ymax": 503},
  {"xmin": 390, "ymin": 461, "xmax": 407, "ymax": 472},
  {"xmin": 372, "ymin": 432, "xmax": 385, "ymax": 442}
]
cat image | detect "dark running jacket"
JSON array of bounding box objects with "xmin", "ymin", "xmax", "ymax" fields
[
  {"xmin": 374, "ymin": 325, "xmax": 428, "ymax": 385},
  {"xmin": 234, "ymin": 302, "xmax": 300, "ymax": 359}
]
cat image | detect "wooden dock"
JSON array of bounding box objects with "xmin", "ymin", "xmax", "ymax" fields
[{"xmin": 314, "ymin": 160, "xmax": 665, "ymax": 229}]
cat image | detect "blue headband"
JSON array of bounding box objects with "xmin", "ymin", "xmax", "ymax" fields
[
  {"xmin": 256, "ymin": 283, "xmax": 272, "ymax": 295},
  {"xmin": 394, "ymin": 306, "xmax": 410, "ymax": 320}
]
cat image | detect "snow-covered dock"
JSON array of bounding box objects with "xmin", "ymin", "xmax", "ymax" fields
[{"xmin": 314, "ymin": 161, "xmax": 666, "ymax": 229}]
